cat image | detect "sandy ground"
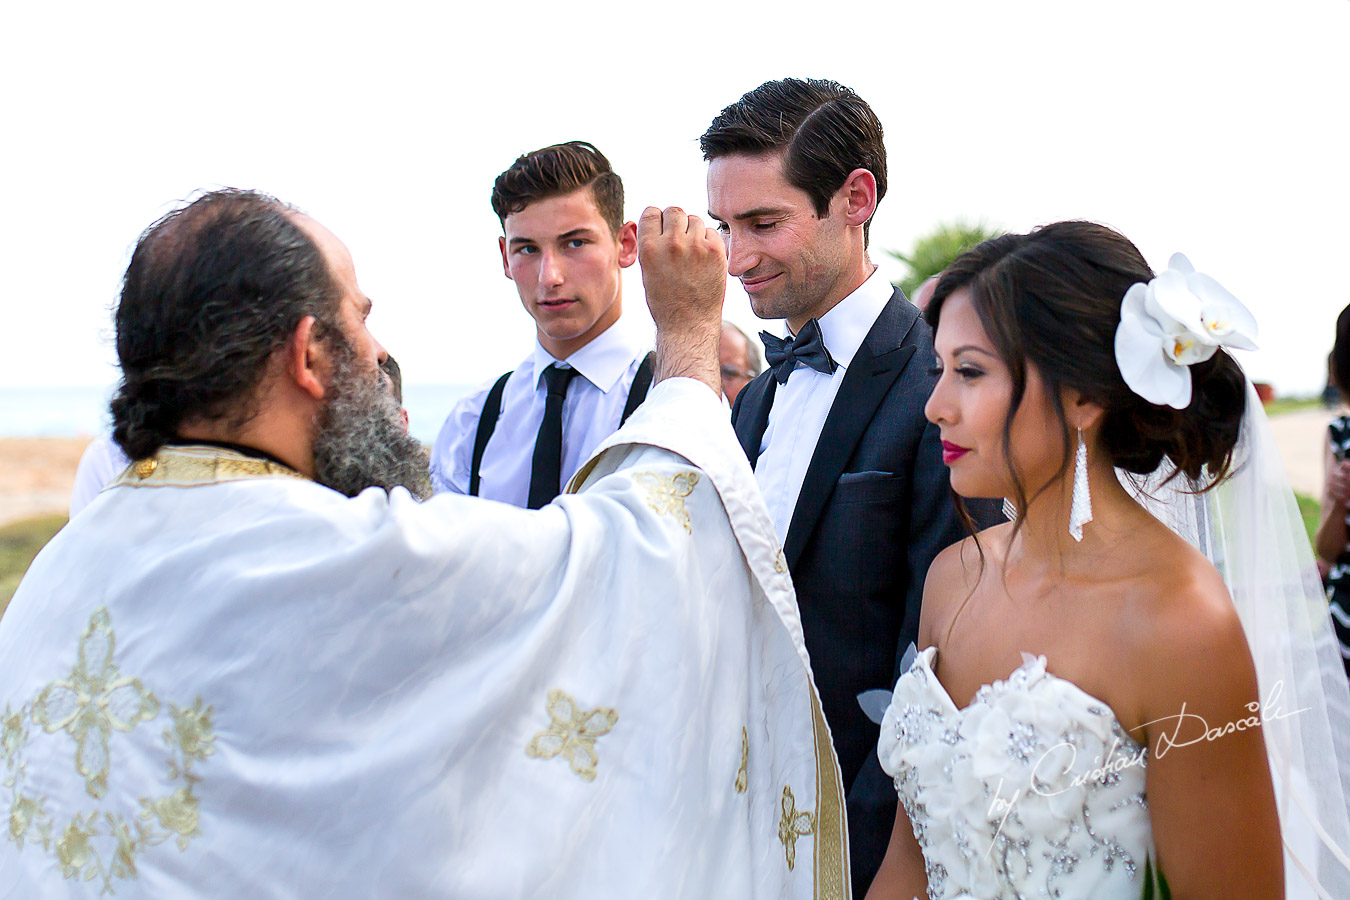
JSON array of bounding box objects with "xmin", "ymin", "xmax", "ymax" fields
[
  {"xmin": 0, "ymin": 438, "xmax": 92, "ymax": 526},
  {"xmin": 0, "ymin": 412, "xmax": 1340, "ymax": 528},
  {"xmin": 1267, "ymin": 407, "xmax": 1342, "ymax": 499}
]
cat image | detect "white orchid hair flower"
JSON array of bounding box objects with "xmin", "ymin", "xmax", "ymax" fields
[{"xmin": 1113, "ymin": 253, "xmax": 1258, "ymax": 409}]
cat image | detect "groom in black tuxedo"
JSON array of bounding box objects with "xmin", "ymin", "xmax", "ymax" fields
[{"xmin": 702, "ymin": 78, "xmax": 1001, "ymax": 891}]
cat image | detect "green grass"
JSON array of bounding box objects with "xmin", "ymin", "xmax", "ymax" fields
[
  {"xmin": 0, "ymin": 514, "xmax": 67, "ymax": 619},
  {"xmin": 1295, "ymin": 492, "xmax": 1320, "ymax": 547},
  {"xmin": 1265, "ymin": 396, "xmax": 1324, "ymax": 417}
]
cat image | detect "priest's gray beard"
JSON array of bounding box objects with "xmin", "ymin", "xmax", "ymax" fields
[{"xmin": 312, "ymin": 350, "xmax": 432, "ymax": 500}]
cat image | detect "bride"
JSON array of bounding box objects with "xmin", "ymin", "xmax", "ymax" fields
[{"xmin": 867, "ymin": 221, "xmax": 1350, "ymax": 899}]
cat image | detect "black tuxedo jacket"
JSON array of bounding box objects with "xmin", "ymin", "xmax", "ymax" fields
[{"xmin": 731, "ymin": 287, "xmax": 1001, "ymax": 890}]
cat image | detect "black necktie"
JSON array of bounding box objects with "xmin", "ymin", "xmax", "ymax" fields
[
  {"xmin": 759, "ymin": 318, "xmax": 838, "ymax": 384},
  {"xmin": 527, "ymin": 364, "xmax": 580, "ymax": 509}
]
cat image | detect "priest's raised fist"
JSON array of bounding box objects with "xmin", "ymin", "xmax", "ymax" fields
[{"xmin": 637, "ymin": 206, "xmax": 728, "ymax": 332}]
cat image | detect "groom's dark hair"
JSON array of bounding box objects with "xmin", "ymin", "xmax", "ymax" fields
[{"xmin": 700, "ymin": 77, "xmax": 887, "ymax": 245}]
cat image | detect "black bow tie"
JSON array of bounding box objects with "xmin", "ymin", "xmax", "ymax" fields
[{"xmin": 760, "ymin": 318, "xmax": 838, "ymax": 384}]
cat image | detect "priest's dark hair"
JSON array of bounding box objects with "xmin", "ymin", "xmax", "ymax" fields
[
  {"xmin": 699, "ymin": 77, "xmax": 887, "ymax": 245},
  {"xmin": 490, "ymin": 141, "xmax": 624, "ymax": 236},
  {"xmin": 111, "ymin": 189, "xmax": 344, "ymax": 460},
  {"xmin": 926, "ymin": 220, "xmax": 1248, "ymax": 537}
]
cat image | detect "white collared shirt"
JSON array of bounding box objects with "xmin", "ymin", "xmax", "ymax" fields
[
  {"xmin": 756, "ymin": 267, "xmax": 893, "ymax": 540},
  {"xmin": 70, "ymin": 434, "xmax": 131, "ymax": 517},
  {"xmin": 430, "ymin": 322, "xmax": 650, "ymax": 506}
]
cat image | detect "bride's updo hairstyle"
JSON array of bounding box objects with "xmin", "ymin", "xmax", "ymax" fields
[{"xmin": 926, "ymin": 221, "xmax": 1247, "ymax": 523}]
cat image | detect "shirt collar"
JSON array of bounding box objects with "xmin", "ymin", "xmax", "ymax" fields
[
  {"xmin": 529, "ymin": 320, "xmax": 647, "ymax": 394},
  {"xmin": 789, "ymin": 266, "xmax": 892, "ymax": 369}
]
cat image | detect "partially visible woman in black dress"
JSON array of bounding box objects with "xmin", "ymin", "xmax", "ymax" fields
[{"xmin": 1315, "ymin": 302, "xmax": 1350, "ymax": 676}]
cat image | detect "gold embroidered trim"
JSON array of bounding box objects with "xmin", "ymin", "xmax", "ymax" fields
[
  {"xmin": 111, "ymin": 444, "xmax": 305, "ymax": 490},
  {"xmin": 564, "ymin": 455, "xmax": 604, "ymax": 495},
  {"xmin": 735, "ymin": 726, "xmax": 749, "ymax": 794},
  {"xmin": 3, "ymin": 706, "xmax": 47, "ymax": 853},
  {"xmin": 810, "ymin": 688, "xmax": 848, "ymax": 899},
  {"xmin": 633, "ymin": 471, "xmax": 699, "ymax": 533},
  {"xmin": 774, "ymin": 548, "xmax": 789, "ymax": 574},
  {"xmin": 4, "ymin": 608, "xmax": 217, "ymax": 894},
  {"xmin": 524, "ymin": 689, "xmax": 617, "ymax": 783},
  {"xmin": 778, "ymin": 785, "xmax": 816, "ymax": 871}
]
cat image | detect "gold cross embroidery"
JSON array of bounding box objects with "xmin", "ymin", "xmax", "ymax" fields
[
  {"xmin": 778, "ymin": 785, "xmax": 816, "ymax": 870},
  {"xmin": 525, "ymin": 690, "xmax": 618, "ymax": 783},
  {"xmin": 9, "ymin": 608, "xmax": 217, "ymax": 893},
  {"xmin": 633, "ymin": 472, "xmax": 699, "ymax": 534},
  {"xmin": 31, "ymin": 608, "xmax": 159, "ymax": 798}
]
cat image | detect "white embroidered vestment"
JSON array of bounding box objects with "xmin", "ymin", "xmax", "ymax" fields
[{"xmin": 0, "ymin": 378, "xmax": 848, "ymax": 899}]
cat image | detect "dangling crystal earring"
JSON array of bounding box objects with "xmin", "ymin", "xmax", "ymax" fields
[{"xmin": 1069, "ymin": 427, "xmax": 1093, "ymax": 541}]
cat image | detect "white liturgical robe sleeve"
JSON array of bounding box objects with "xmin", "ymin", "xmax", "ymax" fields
[{"xmin": 0, "ymin": 378, "xmax": 848, "ymax": 899}]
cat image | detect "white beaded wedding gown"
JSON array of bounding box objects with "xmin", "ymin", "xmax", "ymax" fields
[
  {"xmin": 873, "ymin": 383, "xmax": 1350, "ymax": 898},
  {"xmin": 877, "ymin": 646, "xmax": 1155, "ymax": 899}
]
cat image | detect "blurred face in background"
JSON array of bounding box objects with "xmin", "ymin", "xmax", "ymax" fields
[{"xmin": 720, "ymin": 325, "xmax": 756, "ymax": 403}]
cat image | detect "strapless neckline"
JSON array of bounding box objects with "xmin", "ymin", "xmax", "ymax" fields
[{"xmin": 917, "ymin": 646, "xmax": 1143, "ymax": 750}]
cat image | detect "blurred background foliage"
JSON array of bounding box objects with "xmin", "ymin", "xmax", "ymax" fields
[{"xmin": 888, "ymin": 221, "xmax": 1003, "ymax": 297}]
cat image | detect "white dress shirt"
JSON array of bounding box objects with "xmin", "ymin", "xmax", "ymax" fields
[
  {"xmin": 756, "ymin": 267, "xmax": 894, "ymax": 541},
  {"xmin": 430, "ymin": 322, "xmax": 650, "ymax": 506}
]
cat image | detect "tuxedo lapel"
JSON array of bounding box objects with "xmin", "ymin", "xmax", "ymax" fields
[
  {"xmin": 731, "ymin": 373, "xmax": 776, "ymax": 468},
  {"xmin": 783, "ymin": 290, "xmax": 920, "ymax": 569}
]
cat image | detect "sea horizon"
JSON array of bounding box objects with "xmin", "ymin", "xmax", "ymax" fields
[{"xmin": 0, "ymin": 383, "xmax": 476, "ymax": 445}]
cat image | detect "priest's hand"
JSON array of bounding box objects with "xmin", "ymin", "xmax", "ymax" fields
[{"xmin": 638, "ymin": 206, "xmax": 727, "ymax": 393}]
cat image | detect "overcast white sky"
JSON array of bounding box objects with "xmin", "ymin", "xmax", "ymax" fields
[{"xmin": 2, "ymin": 1, "xmax": 1347, "ymax": 395}]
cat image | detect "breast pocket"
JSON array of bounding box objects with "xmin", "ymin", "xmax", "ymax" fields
[{"xmin": 831, "ymin": 471, "xmax": 905, "ymax": 505}]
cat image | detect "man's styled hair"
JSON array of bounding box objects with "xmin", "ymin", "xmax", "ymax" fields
[
  {"xmin": 111, "ymin": 189, "xmax": 343, "ymax": 460},
  {"xmin": 700, "ymin": 78, "xmax": 887, "ymax": 244},
  {"xmin": 490, "ymin": 141, "xmax": 624, "ymax": 236}
]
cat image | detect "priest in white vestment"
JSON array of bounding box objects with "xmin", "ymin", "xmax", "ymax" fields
[{"xmin": 0, "ymin": 190, "xmax": 849, "ymax": 898}]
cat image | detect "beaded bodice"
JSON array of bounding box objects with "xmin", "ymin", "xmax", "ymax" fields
[{"xmin": 877, "ymin": 647, "xmax": 1154, "ymax": 899}]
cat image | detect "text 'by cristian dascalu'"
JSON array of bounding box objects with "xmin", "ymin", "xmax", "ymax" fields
[{"xmin": 983, "ymin": 679, "xmax": 1307, "ymax": 856}]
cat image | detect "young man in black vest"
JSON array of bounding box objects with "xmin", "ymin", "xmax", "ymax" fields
[{"xmin": 430, "ymin": 142, "xmax": 654, "ymax": 506}]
